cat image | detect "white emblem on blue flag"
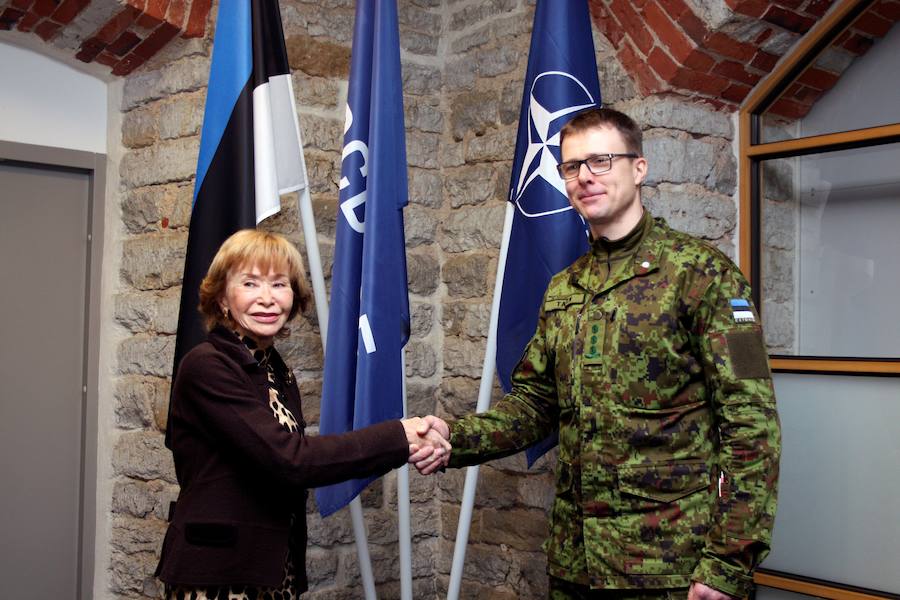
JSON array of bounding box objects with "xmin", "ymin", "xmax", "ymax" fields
[{"xmin": 513, "ymin": 71, "xmax": 595, "ymax": 218}]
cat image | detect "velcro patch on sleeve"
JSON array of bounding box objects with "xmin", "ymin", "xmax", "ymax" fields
[{"xmin": 724, "ymin": 330, "xmax": 771, "ymax": 379}]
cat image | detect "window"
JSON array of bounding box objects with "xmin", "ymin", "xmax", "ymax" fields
[
  {"xmin": 740, "ymin": 2, "xmax": 900, "ymax": 599},
  {"xmin": 740, "ymin": 0, "xmax": 900, "ymax": 375}
]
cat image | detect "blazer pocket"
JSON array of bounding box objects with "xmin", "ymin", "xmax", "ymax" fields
[{"xmin": 184, "ymin": 522, "xmax": 238, "ymax": 547}]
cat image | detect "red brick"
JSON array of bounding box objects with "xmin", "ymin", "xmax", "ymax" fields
[
  {"xmin": 843, "ymin": 32, "xmax": 875, "ymax": 54},
  {"xmin": 769, "ymin": 97, "xmax": 811, "ymax": 119},
  {"xmin": 50, "ymin": 0, "xmax": 90, "ymax": 24},
  {"xmin": 131, "ymin": 21, "xmax": 178, "ymax": 59},
  {"xmin": 648, "ymin": 46, "xmax": 680, "ymax": 80},
  {"xmin": 136, "ymin": 12, "xmax": 163, "ymax": 29},
  {"xmin": 34, "ymin": 18, "xmax": 61, "ymax": 40},
  {"xmin": 853, "ymin": 11, "xmax": 893, "ymax": 38},
  {"xmin": 775, "ymin": 0, "xmax": 804, "ymax": 8},
  {"xmin": 183, "ymin": 0, "xmax": 212, "ymax": 38},
  {"xmin": 806, "ymin": 0, "xmax": 835, "ymax": 17},
  {"xmin": 670, "ymin": 67, "xmax": 730, "ymax": 96},
  {"xmin": 706, "ymin": 32, "xmax": 757, "ymax": 61},
  {"xmin": 682, "ymin": 48, "xmax": 715, "ymax": 72},
  {"xmin": 95, "ymin": 6, "xmax": 140, "ymax": 44},
  {"xmin": 0, "ymin": 8, "xmax": 25, "ymax": 29},
  {"xmin": 610, "ymin": 0, "xmax": 655, "ymax": 55},
  {"xmin": 712, "ymin": 59, "xmax": 762, "ymax": 86},
  {"xmin": 112, "ymin": 53, "xmax": 145, "ymax": 76},
  {"xmin": 762, "ymin": 5, "xmax": 816, "ymax": 33},
  {"xmin": 722, "ymin": 82, "xmax": 752, "ymax": 103},
  {"xmin": 753, "ymin": 27, "xmax": 774, "ymax": 45},
  {"xmin": 108, "ymin": 30, "xmax": 142, "ymax": 56},
  {"xmin": 95, "ymin": 51, "xmax": 119, "ymax": 67},
  {"xmin": 166, "ymin": 0, "xmax": 186, "ymax": 27},
  {"xmin": 144, "ymin": 0, "xmax": 168, "ymax": 20},
  {"xmin": 125, "ymin": 0, "xmax": 146, "ymax": 11},
  {"xmin": 797, "ymin": 66, "xmax": 839, "ymax": 90},
  {"xmin": 873, "ymin": 0, "xmax": 900, "ymax": 20},
  {"xmin": 596, "ymin": 13, "xmax": 625, "ymax": 46},
  {"xmin": 677, "ymin": 11, "xmax": 708, "ymax": 45},
  {"xmin": 657, "ymin": 0, "xmax": 690, "ymax": 19},
  {"xmin": 619, "ymin": 39, "xmax": 664, "ymax": 94},
  {"xmin": 11, "ymin": 0, "xmax": 35, "ymax": 9},
  {"xmin": 75, "ymin": 36, "xmax": 105, "ymax": 62},
  {"xmin": 791, "ymin": 84, "xmax": 824, "ymax": 104},
  {"xmin": 32, "ymin": 0, "xmax": 56, "ymax": 17},
  {"xmin": 644, "ymin": 0, "xmax": 696, "ymax": 63},
  {"xmin": 588, "ymin": 0, "xmax": 609, "ymax": 20},
  {"xmin": 16, "ymin": 10, "xmax": 40, "ymax": 31},
  {"xmin": 729, "ymin": 0, "xmax": 769, "ymax": 18}
]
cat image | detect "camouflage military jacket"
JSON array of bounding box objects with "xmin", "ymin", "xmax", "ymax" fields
[{"xmin": 448, "ymin": 212, "xmax": 780, "ymax": 598}]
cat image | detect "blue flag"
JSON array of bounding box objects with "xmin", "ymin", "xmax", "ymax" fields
[
  {"xmin": 316, "ymin": 0, "xmax": 410, "ymax": 517},
  {"xmin": 496, "ymin": 0, "xmax": 601, "ymax": 466},
  {"xmin": 168, "ymin": 0, "xmax": 306, "ymax": 447}
]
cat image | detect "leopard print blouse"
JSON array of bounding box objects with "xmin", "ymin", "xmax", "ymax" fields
[{"xmin": 166, "ymin": 333, "xmax": 301, "ymax": 600}]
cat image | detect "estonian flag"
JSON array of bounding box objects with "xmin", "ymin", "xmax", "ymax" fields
[
  {"xmin": 315, "ymin": 0, "xmax": 410, "ymax": 517},
  {"xmin": 497, "ymin": 0, "xmax": 601, "ymax": 465},
  {"xmin": 168, "ymin": 0, "xmax": 306, "ymax": 446}
]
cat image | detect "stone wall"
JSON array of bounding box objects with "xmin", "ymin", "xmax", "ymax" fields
[{"xmin": 107, "ymin": 1, "xmax": 744, "ymax": 598}]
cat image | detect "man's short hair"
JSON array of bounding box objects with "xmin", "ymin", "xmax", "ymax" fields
[{"xmin": 559, "ymin": 107, "xmax": 643, "ymax": 156}]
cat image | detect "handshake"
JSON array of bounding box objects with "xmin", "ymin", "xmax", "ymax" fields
[{"xmin": 401, "ymin": 416, "xmax": 451, "ymax": 475}]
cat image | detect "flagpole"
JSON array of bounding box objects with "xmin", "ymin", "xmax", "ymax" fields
[
  {"xmin": 447, "ymin": 203, "xmax": 515, "ymax": 600},
  {"xmin": 398, "ymin": 349, "xmax": 413, "ymax": 600},
  {"xmin": 298, "ymin": 186, "xmax": 378, "ymax": 600}
]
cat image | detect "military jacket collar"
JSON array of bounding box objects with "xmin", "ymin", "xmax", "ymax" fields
[{"xmin": 570, "ymin": 209, "xmax": 665, "ymax": 295}]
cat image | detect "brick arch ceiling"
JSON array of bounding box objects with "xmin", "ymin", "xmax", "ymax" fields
[
  {"xmin": 1, "ymin": 0, "xmax": 896, "ymax": 116},
  {"xmin": 0, "ymin": 0, "xmax": 213, "ymax": 76},
  {"xmin": 589, "ymin": 0, "xmax": 900, "ymax": 117}
]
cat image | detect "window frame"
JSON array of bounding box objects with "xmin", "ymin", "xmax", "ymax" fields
[{"xmin": 739, "ymin": 0, "xmax": 900, "ymax": 376}]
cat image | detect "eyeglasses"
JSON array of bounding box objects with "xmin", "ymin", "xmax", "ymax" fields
[{"xmin": 556, "ymin": 153, "xmax": 639, "ymax": 180}]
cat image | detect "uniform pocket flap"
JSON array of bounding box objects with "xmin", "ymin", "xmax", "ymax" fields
[
  {"xmin": 545, "ymin": 293, "xmax": 588, "ymax": 311},
  {"xmin": 617, "ymin": 461, "xmax": 710, "ymax": 503}
]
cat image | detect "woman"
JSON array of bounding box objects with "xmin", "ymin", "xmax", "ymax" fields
[{"xmin": 156, "ymin": 229, "xmax": 447, "ymax": 599}]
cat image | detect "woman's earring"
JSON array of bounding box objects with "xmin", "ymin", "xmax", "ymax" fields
[{"xmin": 223, "ymin": 307, "xmax": 229, "ymax": 319}]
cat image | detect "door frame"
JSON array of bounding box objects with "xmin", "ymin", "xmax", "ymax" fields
[{"xmin": 0, "ymin": 140, "xmax": 105, "ymax": 600}]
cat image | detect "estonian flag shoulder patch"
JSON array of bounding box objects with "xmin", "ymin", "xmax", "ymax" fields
[{"xmin": 730, "ymin": 298, "xmax": 756, "ymax": 323}]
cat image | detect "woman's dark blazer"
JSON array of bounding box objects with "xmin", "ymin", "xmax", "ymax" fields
[{"xmin": 155, "ymin": 326, "xmax": 409, "ymax": 591}]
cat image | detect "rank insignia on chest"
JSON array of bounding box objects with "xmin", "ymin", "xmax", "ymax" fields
[
  {"xmin": 583, "ymin": 319, "xmax": 606, "ymax": 365},
  {"xmin": 730, "ymin": 299, "xmax": 756, "ymax": 323}
]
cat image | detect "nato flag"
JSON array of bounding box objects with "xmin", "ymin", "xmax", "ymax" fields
[
  {"xmin": 168, "ymin": 0, "xmax": 306, "ymax": 447},
  {"xmin": 315, "ymin": 0, "xmax": 410, "ymax": 517},
  {"xmin": 496, "ymin": 0, "xmax": 601, "ymax": 465}
]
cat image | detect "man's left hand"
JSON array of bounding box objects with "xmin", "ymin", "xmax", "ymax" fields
[{"xmin": 688, "ymin": 582, "xmax": 738, "ymax": 600}]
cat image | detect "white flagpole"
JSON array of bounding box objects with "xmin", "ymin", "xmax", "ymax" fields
[
  {"xmin": 447, "ymin": 202, "xmax": 516, "ymax": 600},
  {"xmin": 298, "ymin": 184, "xmax": 378, "ymax": 600},
  {"xmin": 398, "ymin": 350, "xmax": 413, "ymax": 600}
]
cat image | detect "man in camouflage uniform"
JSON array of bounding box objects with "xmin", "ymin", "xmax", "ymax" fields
[{"xmin": 418, "ymin": 108, "xmax": 780, "ymax": 600}]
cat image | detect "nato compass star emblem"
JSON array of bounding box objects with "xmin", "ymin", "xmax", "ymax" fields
[{"xmin": 512, "ymin": 71, "xmax": 596, "ymax": 217}]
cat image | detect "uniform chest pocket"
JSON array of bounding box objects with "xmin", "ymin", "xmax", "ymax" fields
[{"xmin": 544, "ymin": 292, "xmax": 588, "ymax": 391}]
